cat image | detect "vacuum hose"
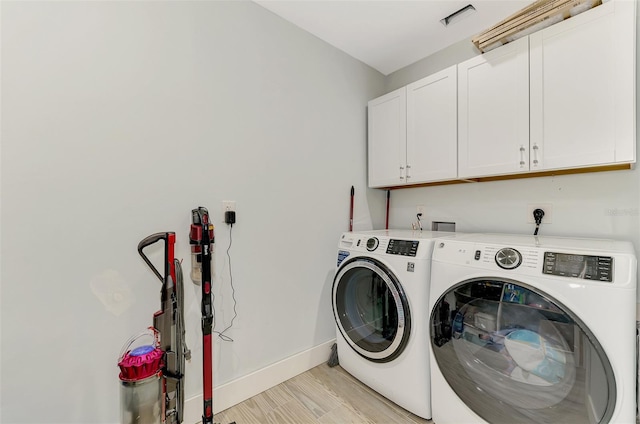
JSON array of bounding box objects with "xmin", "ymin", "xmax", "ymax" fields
[{"xmin": 175, "ymin": 258, "xmax": 189, "ymax": 423}]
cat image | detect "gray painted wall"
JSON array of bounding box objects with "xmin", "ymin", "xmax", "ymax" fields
[
  {"xmin": 0, "ymin": 1, "xmax": 384, "ymax": 422},
  {"xmin": 385, "ymin": 38, "xmax": 480, "ymax": 92}
]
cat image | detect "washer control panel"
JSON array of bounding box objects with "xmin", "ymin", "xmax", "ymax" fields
[
  {"xmin": 386, "ymin": 239, "xmax": 419, "ymax": 257},
  {"xmin": 543, "ymin": 252, "xmax": 613, "ymax": 282}
]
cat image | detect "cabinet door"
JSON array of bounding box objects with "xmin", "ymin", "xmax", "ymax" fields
[
  {"xmin": 458, "ymin": 36, "xmax": 529, "ymax": 179},
  {"xmin": 530, "ymin": 1, "xmax": 636, "ymax": 171},
  {"xmin": 368, "ymin": 88, "xmax": 407, "ymax": 188},
  {"xmin": 406, "ymin": 65, "xmax": 457, "ymax": 183}
]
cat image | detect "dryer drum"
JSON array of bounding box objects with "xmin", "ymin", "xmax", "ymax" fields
[{"xmin": 332, "ymin": 258, "xmax": 411, "ymax": 363}]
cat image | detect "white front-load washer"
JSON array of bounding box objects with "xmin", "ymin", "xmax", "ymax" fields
[
  {"xmin": 333, "ymin": 229, "xmax": 448, "ymax": 420},
  {"xmin": 428, "ymin": 233, "xmax": 637, "ymax": 424}
]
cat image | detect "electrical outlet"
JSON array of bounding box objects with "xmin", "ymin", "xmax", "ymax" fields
[
  {"xmin": 417, "ymin": 205, "xmax": 426, "ymax": 216},
  {"xmin": 527, "ymin": 203, "xmax": 553, "ymax": 224},
  {"xmin": 222, "ymin": 200, "xmax": 236, "ymax": 214}
]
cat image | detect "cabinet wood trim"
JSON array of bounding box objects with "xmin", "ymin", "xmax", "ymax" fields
[{"xmin": 382, "ymin": 163, "xmax": 632, "ymax": 190}]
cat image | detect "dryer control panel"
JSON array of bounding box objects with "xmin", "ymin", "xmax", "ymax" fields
[
  {"xmin": 387, "ymin": 239, "xmax": 419, "ymax": 257},
  {"xmin": 543, "ymin": 252, "xmax": 613, "ymax": 282}
]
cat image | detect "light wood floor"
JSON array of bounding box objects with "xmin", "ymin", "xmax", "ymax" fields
[{"xmin": 214, "ymin": 363, "xmax": 431, "ymax": 424}]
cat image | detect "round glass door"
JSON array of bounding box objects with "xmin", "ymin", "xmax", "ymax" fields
[
  {"xmin": 430, "ymin": 278, "xmax": 615, "ymax": 423},
  {"xmin": 333, "ymin": 257, "xmax": 410, "ymax": 362}
]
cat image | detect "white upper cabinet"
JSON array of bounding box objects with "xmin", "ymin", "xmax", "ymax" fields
[
  {"xmin": 368, "ymin": 87, "xmax": 407, "ymax": 188},
  {"xmin": 458, "ymin": 36, "xmax": 530, "ymax": 179},
  {"xmin": 529, "ymin": 0, "xmax": 636, "ymax": 171},
  {"xmin": 407, "ymin": 65, "xmax": 458, "ymax": 183},
  {"xmin": 368, "ymin": 65, "xmax": 457, "ymax": 188},
  {"xmin": 368, "ymin": 1, "xmax": 635, "ymax": 187}
]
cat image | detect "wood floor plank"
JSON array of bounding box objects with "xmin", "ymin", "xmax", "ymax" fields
[
  {"xmin": 283, "ymin": 370, "xmax": 343, "ymax": 418},
  {"xmin": 251, "ymin": 382, "xmax": 296, "ymax": 416},
  {"xmin": 214, "ymin": 397, "xmax": 267, "ymax": 424},
  {"xmin": 317, "ymin": 404, "xmax": 375, "ymax": 424},
  {"xmin": 310, "ymin": 365, "xmax": 429, "ymax": 423},
  {"xmin": 264, "ymin": 399, "xmax": 320, "ymax": 424},
  {"xmin": 215, "ymin": 363, "xmax": 433, "ymax": 424}
]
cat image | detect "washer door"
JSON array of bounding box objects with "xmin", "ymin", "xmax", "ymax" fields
[
  {"xmin": 332, "ymin": 257, "xmax": 411, "ymax": 362},
  {"xmin": 430, "ymin": 278, "xmax": 615, "ymax": 424}
]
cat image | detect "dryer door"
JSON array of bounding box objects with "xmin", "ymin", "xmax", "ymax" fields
[
  {"xmin": 430, "ymin": 278, "xmax": 615, "ymax": 424},
  {"xmin": 333, "ymin": 257, "xmax": 411, "ymax": 362}
]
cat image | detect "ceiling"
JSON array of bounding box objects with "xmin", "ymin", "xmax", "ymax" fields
[{"xmin": 253, "ymin": 0, "xmax": 532, "ymax": 75}]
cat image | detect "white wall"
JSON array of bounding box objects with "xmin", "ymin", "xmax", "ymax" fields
[
  {"xmin": 381, "ymin": 3, "xmax": 640, "ymax": 302},
  {"xmin": 0, "ymin": 1, "xmax": 384, "ymax": 422}
]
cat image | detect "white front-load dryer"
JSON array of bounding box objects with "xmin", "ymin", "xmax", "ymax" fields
[
  {"xmin": 333, "ymin": 229, "xmax": 448, "ymax": 420},
  {"xmin": 428, "ymin": 233, "xmax": 637, "ymax": 424}
]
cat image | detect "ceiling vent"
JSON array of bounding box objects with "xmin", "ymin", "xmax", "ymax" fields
[{"xmin": 440, "ymin": 4, "xmax": 476, "ymax": 27}]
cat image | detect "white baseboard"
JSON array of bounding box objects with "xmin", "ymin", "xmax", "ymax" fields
[{"xmin": 183, "ymin": 339, "xmax": 336, "ymax": 424}]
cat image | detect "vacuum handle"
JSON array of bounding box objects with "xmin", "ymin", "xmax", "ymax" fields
[{"xmin": 137, "ymin": 232, "xmax": 169, "ymax": 283}]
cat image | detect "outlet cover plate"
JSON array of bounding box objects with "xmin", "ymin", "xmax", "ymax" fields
[
  {"xmin": 527, "ymin": 203, "xmax": 553, "ymax": 224},
  {"xmin": 222, "ymin": 200, "xmax": 236, "ymax": 213}
]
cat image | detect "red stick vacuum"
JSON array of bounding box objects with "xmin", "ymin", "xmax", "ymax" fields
[
  {"xmin": 385, "ymin": 190, "xmax": 390, "ymax": 230},
  {"xmin": 190, "ymin": 207, "xmax": 215, "ymax": 424},
  {"xmin": 349, "ymin": 186, "xmax": 354, "ymax": 231}
]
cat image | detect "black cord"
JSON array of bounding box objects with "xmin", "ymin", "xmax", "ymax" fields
[{"xmin": 213, "ymin": 223, "xmax": 238, "ymax": 342}]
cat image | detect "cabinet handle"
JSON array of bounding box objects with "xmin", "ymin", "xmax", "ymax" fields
[
  {"xmin": 399, "ymin": 166, "xmax": 405, "ymax": 180},
  {"xmin": 532, "ymin": 144, "xmax": 539, "ymax": 166},
  {"xmin": 406, "ymin": 164, "xmax": 411, "ymax": 180},
  {"xmin": 519, "ymin": 146, "xmax": 526, "ymax": 167}
]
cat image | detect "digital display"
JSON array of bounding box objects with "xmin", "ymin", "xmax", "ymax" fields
[
  {"xmin": 555, "ymin": 255, "xmax": 588, "ymax": 275},
  {"xmin": 543, "ymin": 252, "xmax": 612, "ymax": 282},
  {"xmin": 387, "ymin": 239, "xmax": 419, "ymax": 257}
]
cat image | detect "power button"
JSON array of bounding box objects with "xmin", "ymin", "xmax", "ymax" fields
[{"xmin": 474, "ymin": 250, "xmax": 481, "ymax": 260}]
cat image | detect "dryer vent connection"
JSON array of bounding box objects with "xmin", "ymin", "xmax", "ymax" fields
[{"xmin": 432, "ymin": 221, "xmax": 456, "ymax": 232}]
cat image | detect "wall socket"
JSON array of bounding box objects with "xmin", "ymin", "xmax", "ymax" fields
[
  {"xmin": 222, "ymin": 200, "xmax": 236, "ymax": 214},
  {"xmin": 527, "ymin": 203, "xmax": 553, "ymax": 224}
]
